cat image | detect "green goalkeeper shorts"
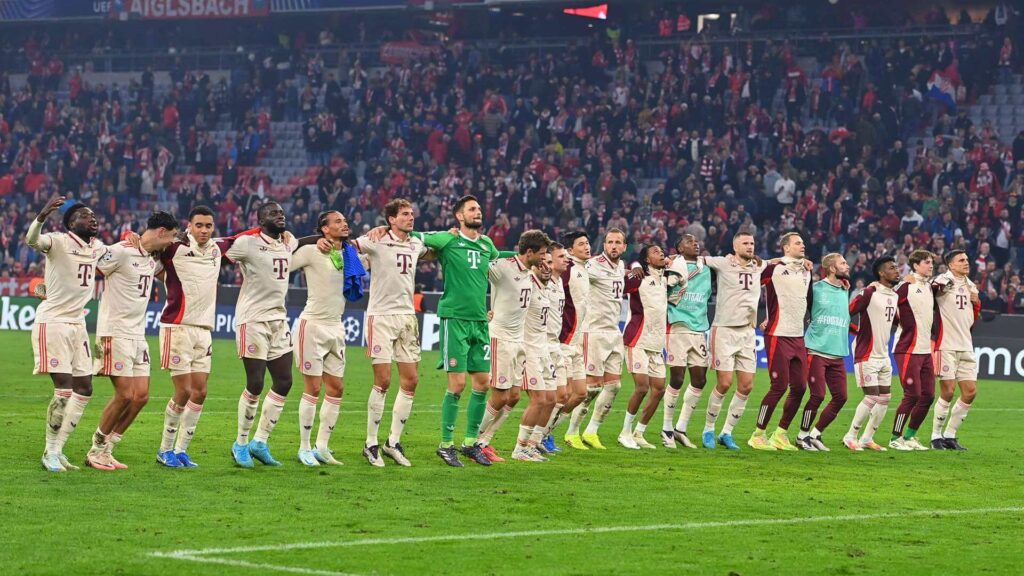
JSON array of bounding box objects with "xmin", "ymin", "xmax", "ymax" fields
[{"xmin": 438, "ymin": 318, "xmax": 490, "ymax": 374}]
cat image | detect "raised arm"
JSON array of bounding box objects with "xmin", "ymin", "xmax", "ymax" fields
[{"xmin": 26, "ymin": 196, "xmax": 67, "ymax": 252}]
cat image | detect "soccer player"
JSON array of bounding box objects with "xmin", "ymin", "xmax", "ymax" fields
[
  {"xmin": 476, "ymin": 230, "xmax": 551, "ymax": 462},
  {"xmin": 619, "ymin": 245, "xmax": 669, "ymax": 450},
  {"xmin": 571, "ymin": 229, "xmax": 628, "ymax": 449},
  {"xmin": 843, "ymin": 257, "xmax": 900, "ymax": 452},
  {"xmin": 890, "ymin": 249, "xmax": 937, "ymax": 451},
  {"xmin": 394, "ymin": 195, "xmax": 504, "ymax": 467},
  {"xmin": 749, "ymin": 232, "xmax": 812, "ymax": 451},
  {"xmin": 929, "ymin": 250, "xmax": 979, "ymax": 450},
  {"xmin": 155, "ymin": 206, "xmax": 231, "ymax": 468},
  {"xmin": 354, "ymin": 199, "xmax": 427, "ymax": 467},
  {"xmin": 228, "ymin": 202, "xmax": 297, "ymax": 468},
  {"xmin": 662, "ymin": 234, "xmax": 711, "ymax": 449},
  {"xmin": 88, "ymin": 212, "xmax": 178, "ymax": 470},
  {"xmin": 511, "ymin": 250, "xmax": 559, "ymax": 461},
  {"xmin": 292, "ymin": 211, "xmax": 364, "ymax": 467},
  {"xmin": 28, "ymin": 197, "xmax": 110, "ymax": 472},
  {"xmin": 795, "ymin": 253, "xmax": 852, "ymax": 451},
  {"xmin": 552, "ymin": 231, "xmax": 592, "ymax": 450},
  {"xmin": 701, "ymin": 232, "xmax": 768, "ymax": 450},
  {"xmin": 539, "ymin": 243, "xmax": 569, "ymax": 452}
]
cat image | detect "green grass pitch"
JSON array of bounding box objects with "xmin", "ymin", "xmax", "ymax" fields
[{"xmin": 1, "ymin": 331, "xmax": 1022, "ymax": 575}]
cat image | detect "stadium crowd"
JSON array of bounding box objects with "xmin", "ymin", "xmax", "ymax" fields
[{"xmin": 1, "ymin": 4, "xmax": 1023, "ymax": 313}]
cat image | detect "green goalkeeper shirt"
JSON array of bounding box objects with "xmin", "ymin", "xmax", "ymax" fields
[{"xmin": 414, "ymin": 230, "xmax": 501, "ymax": 322}]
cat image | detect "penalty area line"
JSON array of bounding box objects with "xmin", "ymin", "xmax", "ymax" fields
[{"xmin": 149, "ymin": 505, "xmax": 1024, "ymax": 574}]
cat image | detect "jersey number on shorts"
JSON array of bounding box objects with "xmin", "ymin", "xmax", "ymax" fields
[{"xmin": 483, "ymin": 344, "xmax": 491, "ymax": 361}]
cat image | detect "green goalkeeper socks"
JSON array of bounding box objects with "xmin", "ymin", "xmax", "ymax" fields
[
  {"xmin": 464, "ymin": 389, "xmax": 488, "ymax": 445},
  {"xmin": 440, "ymin": 391, "xmax": 461, "ymax": 446}
]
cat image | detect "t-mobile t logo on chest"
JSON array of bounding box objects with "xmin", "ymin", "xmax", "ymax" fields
[
  {"xmin": 738, "ymin": 272, "xmax": 753, "ymax": 290},
  {"xmin": 77, "ymin": 263, "xmax": 93, "ymax": 287},
  {"xmin": 272, "ymin": 258, "xmax": 289, "ymax": 279},
  {"xmin": 396, "ymin": 252, "xmax": 413, "ymax": 275}
]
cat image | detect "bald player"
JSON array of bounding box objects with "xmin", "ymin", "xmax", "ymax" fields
[
  {"xmin": 227, "ymin": 202, "xmax": 297, "ymax": 468},
  {"xmin": 701, "ymin": 231, "xmax": 768, "ymax": 450},
  {"xmin": 28, "ymin": 196, "xmax": 110, "ymax": 472}
]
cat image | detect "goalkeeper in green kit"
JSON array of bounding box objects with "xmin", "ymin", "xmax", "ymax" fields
[{"xmin": 367, "ymin": 194, "xmax": 511, "ymax": 467}]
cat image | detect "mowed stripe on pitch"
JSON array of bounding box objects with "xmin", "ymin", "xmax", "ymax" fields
[{"xmin": 152, "ymin": 505, "xmax": 1023, "ymax": 560}]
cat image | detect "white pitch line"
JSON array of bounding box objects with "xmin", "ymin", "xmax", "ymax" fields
[
  {"xmin": 151, "ymin": 505, "xmax": 1023, "ymax": 560},
  {"xmin": 163, "ymin": 554, "xmax": 358, "ymax": 576}
]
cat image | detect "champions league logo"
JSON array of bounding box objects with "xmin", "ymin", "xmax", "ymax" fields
[{"xmin": 343, "ymin": 317, "xmax": 362, "ymax": 344}]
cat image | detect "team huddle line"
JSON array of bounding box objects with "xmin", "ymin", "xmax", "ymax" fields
[{"xmin": 27, "ymin": 193, "xmax": 978, "ymax": 472}]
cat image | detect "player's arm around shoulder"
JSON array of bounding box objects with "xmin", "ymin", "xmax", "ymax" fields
[
  {"xmin": 97, "ymin": 242, "xmax": 126, "ymax": 275},
  {"xmin": 413, "ymin": 229, "xmax": 456, "ymax": 252}
]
